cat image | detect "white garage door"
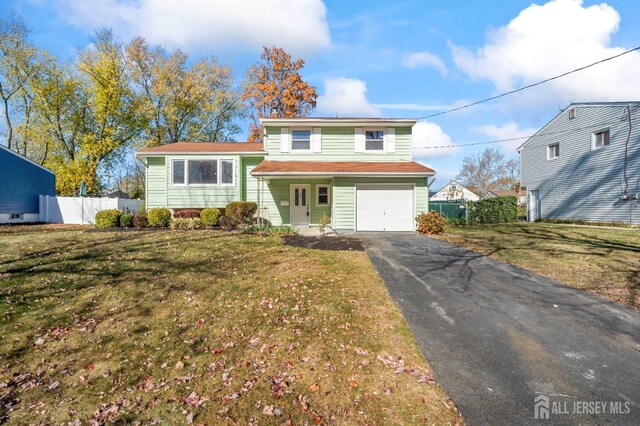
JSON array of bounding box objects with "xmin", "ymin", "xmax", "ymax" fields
[{"xmin": 356, "ymin": 184, "xmax": 414, "ymax": 231}]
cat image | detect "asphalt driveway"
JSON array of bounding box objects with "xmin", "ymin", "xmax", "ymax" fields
[{"xmin": 356, "ymin": 233, "xmax": 640, "ymax": 425}]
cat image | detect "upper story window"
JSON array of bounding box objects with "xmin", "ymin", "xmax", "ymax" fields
[
  {"xmin": 450, "ymin": 185, "xmax": 458, "ymax": 191},
  {"xmin": 568, "ymin": 108, "xmax": 575, "ymax": 119},
  {"xmin": 592, "ymin": 129, "xmax": 610, "ymax": 150},
  {"xmin": 172, "ymin": 158, "xmax": 234, "ymax": 186},
  {"xmin": 547, "ymin": 143, "xmax": 560, "ymax": 160},
  {"xmin": 291, "ymin": 129, "xmax": 311, "ymax": 150},
  {"xmin": 365, "ymin": 130, "xmax": 384, "ymax": 151}
]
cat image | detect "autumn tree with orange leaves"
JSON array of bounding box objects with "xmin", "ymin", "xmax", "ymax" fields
[{"xmin": 242, "ymin": 46, "xmax": 317, "ymax": 142}]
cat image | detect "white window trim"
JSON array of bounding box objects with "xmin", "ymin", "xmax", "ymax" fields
[
  {"xmin": 171, "ymin": 159, "xmax": 186, "ymax": 186},
  {"xmin": 364, "ymin": 128, "xmax": 385, "ymax": 153},
  {"xmin": 568, "ymin": 108, "xmax": 575, "ymax": 119},
  {"xmin": 9, "ymin": 213, "xmax": 23, "ymax": 221},
  {"xmin": 591, "ymin": 128, "xmax": 611, "ymax": 151},
  {"xmin": 316, "ymin": 184, "xmax": 331, "ymax": 206},
  {"xmin": 547, "ymin": 143, "xmax": 560, "ymax": 161},
  {"xmin": 290, "ymin": 128, "xmax": 313, "ymax": 152},
  {"xmin": 170, "ymin": 158, "xmax": 235, "ymax": 187}
]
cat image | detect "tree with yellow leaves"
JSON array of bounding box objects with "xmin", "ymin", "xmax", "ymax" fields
[{"xmin": 242, "ymin": 47, "xmax": 317, "ymax": 142}]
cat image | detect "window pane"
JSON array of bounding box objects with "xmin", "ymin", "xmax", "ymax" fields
[
  {"xmin": 173, "ymin": 160, "xmax": 185, "ymax": 184},
  {"xmin": 221, "ymin": 160, "xmax": 233, "ymax": 184},
  {"xmin": 365, "ymin": 130, "xmax": 384, "ymax": 150},
  {"xmin": 318, "ymin": 186, "xmax": 329, "ymax": 205},
  {"xmin": 295, "ymin": 188, "xmax": 299, "ymax": 206},
  {"xmin": 292, "ymin": 130, "xmax": 311, "ymax": 150},
  {"xmin": 301, "ymin": 188, "xmax": 307, "ymax": 206},
  {"xmin": 188, "ymin": 160, "xmax": 217, "ymax": 184}
]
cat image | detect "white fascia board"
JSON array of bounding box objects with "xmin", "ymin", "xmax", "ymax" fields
[{"xmin": 260, "ymin": 118, "xmax": 417, "ymax": 127}]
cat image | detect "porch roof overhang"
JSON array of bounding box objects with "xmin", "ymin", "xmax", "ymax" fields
[{"xmin": 251, "ymin": 160, "xmax": 436, "ymax": 178}]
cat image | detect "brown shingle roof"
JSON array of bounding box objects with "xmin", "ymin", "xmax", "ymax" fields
[
  {"xmin": 252, "ymin": 161, "xmax": 435, "ymax": 175},
  {"xmin": 137, "ymin": 142, "xmax": 264, "ymax": 154}
]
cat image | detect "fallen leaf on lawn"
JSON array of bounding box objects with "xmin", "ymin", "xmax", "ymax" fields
[
  {"xmin": 309, "ymin": 383, "xmax": 320, "ymax": 392},
  {"xmin": 175, "ymin": 361, "xmax": 184, "ymax": 370},
  {"xmin": 86, "ymin": 364, "xmax": 94, "ymax": 370},
  {"xmin": 35, "ymin": 338, "xmax": 45, "ymax": 346},
  {"xmin": 47, "ymin": 381, "xmax": 60, "ymax": 391},
  {"xmin": 348, "ymin": 380, "xmax": 358, "ymax": 388}
]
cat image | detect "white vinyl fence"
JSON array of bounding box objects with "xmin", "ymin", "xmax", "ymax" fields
[{"xmin": 39, "ymin": 195, "xmax": 142, "ymax": 225}]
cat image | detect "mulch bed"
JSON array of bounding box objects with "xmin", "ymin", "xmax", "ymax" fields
[{"xmin": 282, "ymin": 234, "xmax": 364, "ymax": 251}]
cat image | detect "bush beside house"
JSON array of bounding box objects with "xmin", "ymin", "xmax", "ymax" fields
[
  {"xmin": 200, "ymin": 208, "xmax": 222, "ymax": 226},
  {"xmin": 95, "ymin": 209, "xmax": 123, "ymax": 228},
  {"xmin": 225, "ymin": 202, "xmax": 257, "ymax": 226},
  {"xmin": 148, "ymin": 208, "xmax": 172, "ymax": 228},
  {"xmin": 467, "ymin": 196, "xmax": 518, "ymax": 224},
  {"xmin": 416, "ymin": 211, "xmax": 447, "ymax": 235}
]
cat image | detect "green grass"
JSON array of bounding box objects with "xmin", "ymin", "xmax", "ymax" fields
[
  {"xmin": 0, "ymin": 225, "xmax": 462, "ymax": 425},
  {"xmin": 442, "ymin": 223, "xmax": 639, "ymax": 309}
]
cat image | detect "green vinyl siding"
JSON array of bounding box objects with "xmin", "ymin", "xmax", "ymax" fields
[
  {"xmin": 258, "ymin": 179, "xmax": 332, "ymax": 226},
  {"xmin": 265, "ymin": 126, "xmax": 412, "ymax": 161},
  {"xmin": 332, "ymin": 177, "xmax": 429, "ymax": 231},
  {"xmin": 242, "ymin": 156, "xmax": 264, "ymax": 203},
  {"xmin": 146, "ymin": 156, "xmax": 167, "ymax": 208}
]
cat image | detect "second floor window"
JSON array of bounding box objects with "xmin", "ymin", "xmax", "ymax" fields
[
  {"xmin": 547, "ymin": 143, "xmax": 560, "ymax": 160},
  {"xmin": 365, "ymin": 130, "xmax": 384, "ymax": 151},
  {"xmin": 292, "ymin": 130, "xmax": 311, "ymax": 150},
  {"xmin": 592, "ymin": 129, "xmax": 610, "ymax": 149}
]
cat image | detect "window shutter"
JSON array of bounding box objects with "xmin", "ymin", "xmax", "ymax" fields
[
  {"xmin": 386, "ymin": 127, "xmax": 396, "ymax": 153},
  {"xmin": 354, "ymin": 128, "xmax": 364, "ymax": 153},
  {"xmin": 280, "ymin": 127, "xmax": 290, "ymax": 153},
  {"xmin": 312, "ymin": 127, "xmax": 322, "ymax": 153}
]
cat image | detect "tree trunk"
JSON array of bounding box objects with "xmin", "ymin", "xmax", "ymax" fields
[{"xmin": 2, "ymin": 97, "xmax": 12, "ymax": 149}]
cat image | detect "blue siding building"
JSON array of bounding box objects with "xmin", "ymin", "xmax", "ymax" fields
[
  {"xmin": 519, "ymin": 102, "xmax": 640, "ymax": 224},
  {"xmin": 0, "ymin": 144, "xmax": 56, "ymax": 223}
]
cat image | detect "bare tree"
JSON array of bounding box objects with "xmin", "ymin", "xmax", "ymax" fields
[{"xmin": 457, "ymin": 148, "xmax": 508, "ymax": 197}]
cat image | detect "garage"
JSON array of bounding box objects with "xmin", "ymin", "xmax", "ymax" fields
[{"xmin": 356, "ymin": 184, "xmax": 414, "ymax": 231}]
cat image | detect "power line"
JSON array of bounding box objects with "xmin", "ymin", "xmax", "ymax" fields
[
  {"xmin": 413, "ymin": 120, "xmax": 619, "ymax": 149},
  {"xmin": 417, "ymin": 46, "xmax": 640, "ymax": 120}
]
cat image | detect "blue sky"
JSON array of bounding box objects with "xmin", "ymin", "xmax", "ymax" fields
[{"xmin": 4, "ymin": 0, "xmax": 640, "ymax": 188}]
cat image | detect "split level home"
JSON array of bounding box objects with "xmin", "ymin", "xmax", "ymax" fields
[
  {"xmin": 519, "ymin": 102, "xmax": 640, "ymax": 224},
  {"xmin": 136, "ymin": 118, "xmax": 435, "ymax": 232},
  {"xmin": 430, "ymin": 179, "xmax": 479, "ymax": 202}
]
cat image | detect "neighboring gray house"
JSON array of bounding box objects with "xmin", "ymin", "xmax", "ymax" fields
[
  {"xmin": 519, "ymin": 102, "xmax": 640, "ymax": 224},
  {"xmin": 0, "ymin": 144, "xmax": 56, "ymax": 224}
]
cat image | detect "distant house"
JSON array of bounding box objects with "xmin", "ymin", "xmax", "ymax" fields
[
  {"xmin": 430, "ymin": 179, "xmax": 479, "ymax": 202},
  {"xmin": 484, "ymin": 189, "xmax": 526, "ymax": 205},
  {"xmin": 106, "ymin": 189, "xmax": 130, "ymax": 199},
  {"xmin": 519, "ymin": 102, "xmax": 640, "ymax": 224},
  {"xmin": 0, "ymin": 144, "xmax": 56, "ymax": 224}
]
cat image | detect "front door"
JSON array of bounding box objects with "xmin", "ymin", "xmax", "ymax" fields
[{"xmin": 290, "ymin": 184, "xmax": 310, "ymax": 225}]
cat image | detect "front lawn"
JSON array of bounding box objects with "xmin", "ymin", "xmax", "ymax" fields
[
  {"xmin": 0, "ymin": 226, "xmax": 462, "ymax": 424},
  {"xmin": 441, "ymin": 223, "xmax": 639, "ymax": 309}
]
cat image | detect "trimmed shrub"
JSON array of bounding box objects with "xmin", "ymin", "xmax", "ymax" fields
[
  {"xmin": 219, "ymin": 216, "xmax": 233, "ymax": 230},
  {"xmin": 148, "ymin": 208, "xmax": 172, "ymax": 228},
  {"xmin": 95, "ymin": 209, "xmax": 122, "ymax": 228},
  {"xmin": 171, "ymin": 218, "xmax": 205, "ymax": 230},
  {"xmin": 225, "ymin": 201, "xmax": 257, "ymax": 226},
  {"xmin": 119, "ymin": 213, "xmax": 133, "ymax": 227},
  {"xmin": 133, "ymin": 213, "xmax": 148, "ymax": 228},
  {"xmin": 174, "ymin": 209, "xmax": 201, "ymax": 219},
  {"xmin": 200, "ymin": 208, "xmax": 222, "ymax": 226},
  {"xmin": 416, "ymin": 211, "xmax": 447, "ymax": 235},
  {"xmin": 467, "ymin": 196, "xmax": 518, "ymax": 224}
]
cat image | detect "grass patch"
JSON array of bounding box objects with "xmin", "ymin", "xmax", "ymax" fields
[
  {"xmin": 441, "ymin": 223, "xmax": 639, "ymax": 309},
  {"xmin": 0, "ymin": 225, "xmax": 462, "ymax": 424}
]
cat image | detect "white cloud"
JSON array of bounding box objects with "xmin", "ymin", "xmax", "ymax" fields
[
  {"xmin": 472, "ymin": 122, "xmax": 538, "ymax": 153},
  {"xmin": 412, "ymin": 121, "xmax": 460, "ymax": 158},
  {"xmin": 316, "ymin": 77, "xmax": 381, "ymax": 117},
  {"xmin": 403, "ymin": 51, "xmax": 447, "ymax": 75},
  {"xmin": 374, "ymin": 99, "xmax": 473, "ymax": 112},
  {"xmin": 451, "ymin": 0, "xmax": 640, "ymax": 105},
  {"xmin": 53, "ymin": 0, "xmax": 330, "ymax": 54}
]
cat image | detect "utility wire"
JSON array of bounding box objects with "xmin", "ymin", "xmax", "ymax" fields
[
  {"xmin": 413, "ymin": 120, "xmax": 619, "ymax": 149},
  {"xmin": 417, "ymin": 46, "xmax": 640, "ymax": 120}
]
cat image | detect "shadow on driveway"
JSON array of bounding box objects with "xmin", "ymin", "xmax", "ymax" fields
[{"xmin": 354, "ymin": 232, "xmax": 640, "ymax": 425}]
